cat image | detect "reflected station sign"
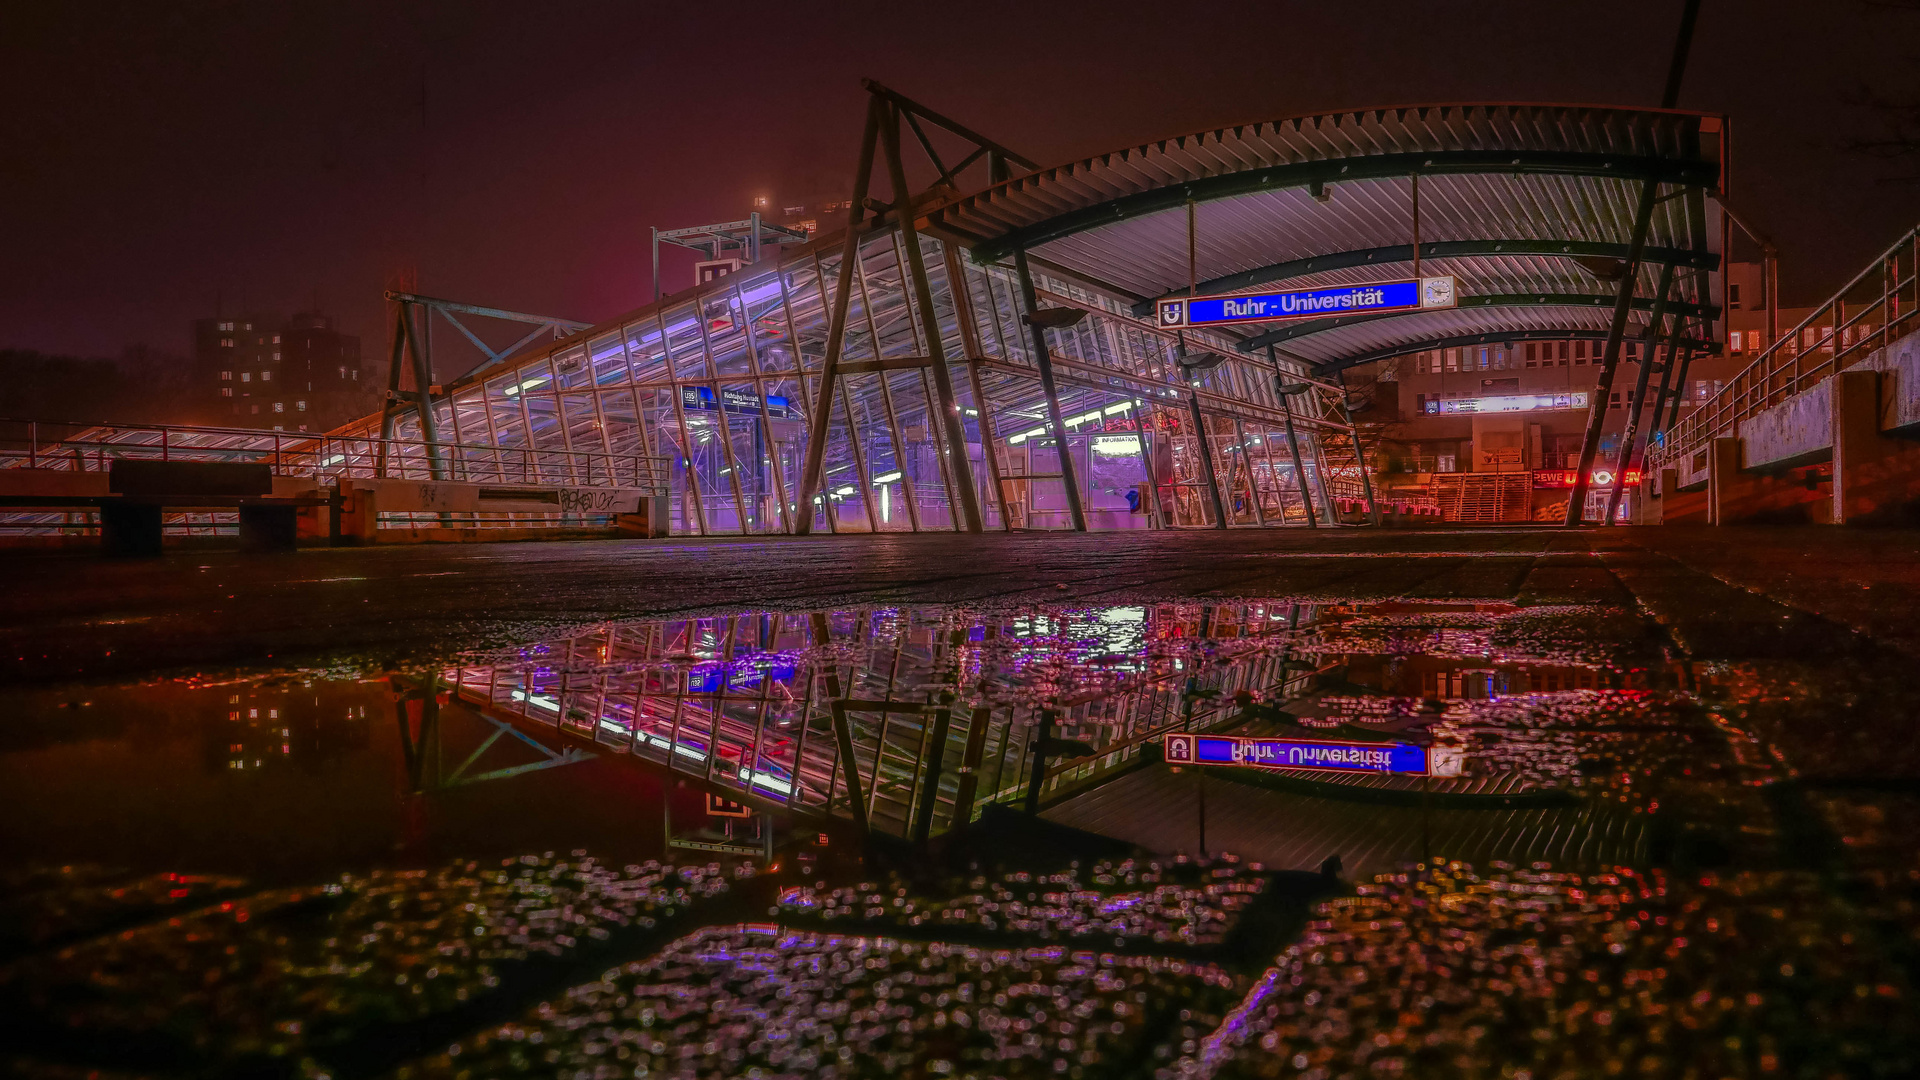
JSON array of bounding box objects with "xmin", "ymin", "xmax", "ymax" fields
[
  {"xmin": 1157, "ymin": 276, "xmax": 1458, "ymax": 330},
  {"xmin": 1162, "ymin": 732, "xmax": 1463, "ymax": 777}
]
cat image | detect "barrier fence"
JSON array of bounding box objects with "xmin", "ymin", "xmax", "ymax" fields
[{"xmin": 1655, "ymin": 222, "xmax": 1919, "ymax": 469}]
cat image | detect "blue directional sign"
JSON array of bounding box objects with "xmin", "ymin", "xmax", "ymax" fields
[
  {"xmin": 1157, "ymin": 276, "xmax": 1457, "ymax": 329},
  {"xmin": 1162, "ymin": 732, "xmax": 1453, "ymax": 776}
]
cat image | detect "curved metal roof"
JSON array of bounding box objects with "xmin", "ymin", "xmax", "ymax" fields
[{"xmin": 931, "ymin": 103, "xmax": 1726, "ymax": 373}]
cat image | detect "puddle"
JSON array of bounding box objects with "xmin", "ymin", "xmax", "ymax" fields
[{"xmin": 4, "ymin": 596, "xmax": 1918, "ymax": 1079}]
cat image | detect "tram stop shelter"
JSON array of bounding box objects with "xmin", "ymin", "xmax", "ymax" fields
[{"xmin": 249, "ymin": 91, "xmax": 1736, "ymax": 538}]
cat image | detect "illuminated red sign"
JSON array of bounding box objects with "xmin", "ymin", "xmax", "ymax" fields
[{"xmin": 1533, "ymin": 469, "xmax": 1641, "ymax": 488}]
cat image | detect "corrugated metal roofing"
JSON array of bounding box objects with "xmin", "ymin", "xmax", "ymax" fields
[{"xmin": 930, "ymin": 103, "xmax": 1725, "ymax": 372}]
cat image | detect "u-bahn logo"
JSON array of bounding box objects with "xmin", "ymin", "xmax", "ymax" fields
[{"xmin": 1158, "ymin": 299, "xmax": 1187, "ymax": 327}]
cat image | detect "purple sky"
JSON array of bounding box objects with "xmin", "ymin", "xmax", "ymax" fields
[{"xmin": 3, "ymin": 0, "xmax": 1915, "ymax": 364}]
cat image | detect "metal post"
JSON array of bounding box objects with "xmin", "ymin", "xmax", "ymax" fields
[
  {"xmin": 1603, "ymin": 262, "xmax": 1678, "ymax": 524},
  {"xmin": 1658, "ymin": 345, "xmax": 1699, "ymax": 435},
  {"xmin": 1024, "ymin": 708, "xmax": 1055, "ymax": 814},
  {"xmin": 1278, "ymin": 389, "xmax": 1318, "ymax": 528},
  {"xmin": 1563, "ymin": 176, "xmax": 1663, "ymax": 525},
  {"xmin": 397, "ymin": 302, "xmax": 447, "ymax": 480},
  {"xmin": 879, "ymin": 103, "xmax": 983, "ymax": 533},
  {"xmin": 944, "ymin": 244, "xmax": 1014, "ymax": 530},
  {"xmin": 795, "ymin": 96, "xmax": 882, "ymax": 534},
  {"xmin": 1011, "ymin": 246, "xmax": 1088, "ymax": 531},
  {"xmin": 377, "ymin": 305, "xmax": 406, "ymax": 477},
  {"xmin": 1185, "ymin": 387, "xmax": 1228, "ymax": 528},
  {"xmin": 1342, "ymin": 395, "xmax": 1382, "ymax": 526},
  {"xmin": 651, "ymin": 227, "xmax": 661, "ymax": 303}
]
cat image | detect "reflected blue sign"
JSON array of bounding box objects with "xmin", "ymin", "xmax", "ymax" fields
[
  {"xmin": 1162, "ymin": 732, "xmax": 1431, "ymax": 775},
  {"xmin": 1157, "ymin": 276, "xmax": 1457, "ymax": 329},
  {"xmin": 688, "ymin": 656, "xmax": 798, "ymax": 694}
]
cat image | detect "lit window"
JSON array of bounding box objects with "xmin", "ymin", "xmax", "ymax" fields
[
  {"xmin": 220, "ymin": 387, "xmax": 233, "ymax": 397},
  {"xmin": 242, "ymin": 323, "xmax": 252, "ymax": 330},
  {"xmin": 273, "ymin": 402, "xmax": 284, "ymax": 412},
  {"xmin": 272, "ymin": 335, "xmax": 281, "ymax": 344},
  {"xmin": 218, "ymin": 321, "xmax": 234, "ymax": 332},
  {"xmin": 241, "ymin": 372, "xmax": 251, "ymax": 382},
  {"xmin": 297, "ymin": 400, "xmax": 306, "ymax": 411},
  {"xmin": 261, "ymin": 370, "xmax": 272, "ymax": 381},
  {"xmin": 220, "ymin": 370, "xmax": 232, "ymax": 380},
  {"xmin": 1729, "ymin": 331, "xmax": 1742, "ymax": 353},
  {"xmin": 338, "ymin": 365, "xmax": 347, "ymax": 378},
  {"xmin": 220, "ymin": 337, "xmax": 234, "ymax": 348},
  {"xmin": 272, "ymin": 351, "xmax": 280, "ymax": 360}
]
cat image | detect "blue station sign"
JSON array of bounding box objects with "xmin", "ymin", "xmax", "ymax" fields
[
  {"xmin": 682, "ymin": 385, "xmax": 794, "ymax": 418},
  {"xmin": 1157, "ymin": 276, "xmax": 1458, "ymax": 330},
  {"xmin": 1162, "ymin": 732, "xmax": 1461, "ymax": 777}
]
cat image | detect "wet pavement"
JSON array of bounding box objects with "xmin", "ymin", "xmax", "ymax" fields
[{"xmin": 4, "ymin": 525, "xmax": 1920, "ymax": 1078}]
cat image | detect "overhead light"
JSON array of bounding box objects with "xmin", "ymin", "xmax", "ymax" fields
[
  {"xmin": 1024, "ymin": 307, "xmax": 1088, "ymax": 329},
  {"xmin": 1572, "ymin": 255, "xmax": 1630, "ymax": 282},
  {"xmin": 1175, "ymin": 351, "xmax": 1224, "ymax": 370},
  {"xmin": 1275, "ymin": 380, "xmax": 1311, "ymax": 396}
]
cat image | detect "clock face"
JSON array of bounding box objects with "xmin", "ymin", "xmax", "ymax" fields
[{"xmin": 1421, "ymin": 277, "xmax": 1456, "ymax": 308}]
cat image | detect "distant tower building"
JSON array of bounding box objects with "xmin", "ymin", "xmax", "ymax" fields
[{"xmin": 193, "ymin": 311, "xmax": 370, "ymax": 432}]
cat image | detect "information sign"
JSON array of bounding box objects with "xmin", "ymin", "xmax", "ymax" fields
[
  {"xmin": 1162, "ymin": 732, "xmax": 1461, "ymax": 777},
  {"xmin": 682, "ymin": 385, "xmax": 794, "ymax": 418},
  {"xmin": 1157, "ymin": 276, "xmax": 1457, "ymax": 329}
]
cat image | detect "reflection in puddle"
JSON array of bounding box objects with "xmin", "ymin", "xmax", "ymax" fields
[{"xmin": 10, "ymin": 597, "xmax": 1917, "ymax": 1079}]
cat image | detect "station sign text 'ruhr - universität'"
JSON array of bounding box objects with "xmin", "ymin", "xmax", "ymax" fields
[
  {"xmin": 1157, "ymin": 276, "xmax": 1459, "ymax": 330},
  {"xmin": 1162, "ymin": 732, "xmax": 1463, "ymax": 777}
]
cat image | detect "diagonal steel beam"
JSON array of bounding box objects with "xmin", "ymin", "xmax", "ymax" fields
[{"xmin": 1564, "ymin": 176, "xmax": 1664, "ymax": 525}]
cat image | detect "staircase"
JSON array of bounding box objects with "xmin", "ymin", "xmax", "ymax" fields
[{"xmin": 1431, "ymin": 472, "xmax": 1532, "ymax": 523}]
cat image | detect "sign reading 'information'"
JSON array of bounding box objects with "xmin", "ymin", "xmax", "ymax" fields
[
  {"xmin": 1157, "ymin": 276, "xmax": 1458, "ymax": 330},
  {"xmin": 1162, "ymin": 732, "xmax": 1462, "ymax": 777}
]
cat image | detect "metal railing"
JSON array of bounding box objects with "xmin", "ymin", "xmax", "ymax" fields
[
  {"xmin": 0, "ymin": 419, "xmax": 669, "ymax": 493},
  {"xmin": 1655, "ymin": 222, "xmax": 1919, "ymax": 468}
]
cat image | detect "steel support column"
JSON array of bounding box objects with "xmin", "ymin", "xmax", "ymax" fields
[
  {"xmin": 880, "ymin": 103, "xmax": 983, "ymax": 533},
  {"xmin": 1341, "ymin": 395, "xmax": 1382, "ymax": 526},
  {"xmin": 1185, "ymin": 388, "xmax": 1228, "ymax": 528},
  {"xmin": 1564, "ymin": 176, "xmax": 1662, "ymax": 525},
  {"xmin": 1602, "ymin": 262, "xmax": 1678, "ymax": 524},
  {"xmin": 795, "ymin": 95, "xmax": 882, "ymax": 534},
  {"xmin": 1278, "ymin": 388, "xmax": 1318, "ymax": 528},
  {"xmin": 397, "ymin": 301, "xmax": 448, "ymax": 480},
  {"xmin": 944, "ymin": 244, "xmax": 1014, "ymax": 530},
  {"xmin": 1658, "ymin": 345, "xmax": 1699, "ymax": 435},
  {"xmin": 1011, "ymin": 245, "xmax": 1088, "ymax": 531}
]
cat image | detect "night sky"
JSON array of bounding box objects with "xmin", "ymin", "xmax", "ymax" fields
[{"xmin": 3, "ymin": 0, "xmax": 1915, "ymax": 364}]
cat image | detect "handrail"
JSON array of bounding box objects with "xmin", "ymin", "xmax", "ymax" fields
[
  {"xmin": 0, "ymin": 419, "xmax": 671, "ymax": 495},
  {"xmin": 1654, "ymin": 222, "xmax": 1919, "ymax": 466}
]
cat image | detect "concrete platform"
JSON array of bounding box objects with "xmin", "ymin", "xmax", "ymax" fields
[{"xmin": 4, "ymin": 525, "xmax": 1920, "ymax": 686}]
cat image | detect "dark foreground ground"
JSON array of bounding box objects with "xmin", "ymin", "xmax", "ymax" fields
[
  {"xmin": 8, "ymin": 525, "xmax": 1920, "ymax": 686},
  {"xmin": 7, "ymin": 525, "xmax": 1920, "ymax": 1079}
]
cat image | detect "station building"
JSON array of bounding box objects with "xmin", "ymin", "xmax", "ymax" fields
[{"xmin": 302, "ymin": 94, "xmax": 1734, "ymax": 536}]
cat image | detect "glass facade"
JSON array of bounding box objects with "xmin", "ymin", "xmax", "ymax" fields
[
  {"xmin": 327, "ymin": 230, "xmax": 1359, "ymax": 534},
  {"xmin": 446, "ymin": 601, "xmax": 1321, "ymax": 841}
]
